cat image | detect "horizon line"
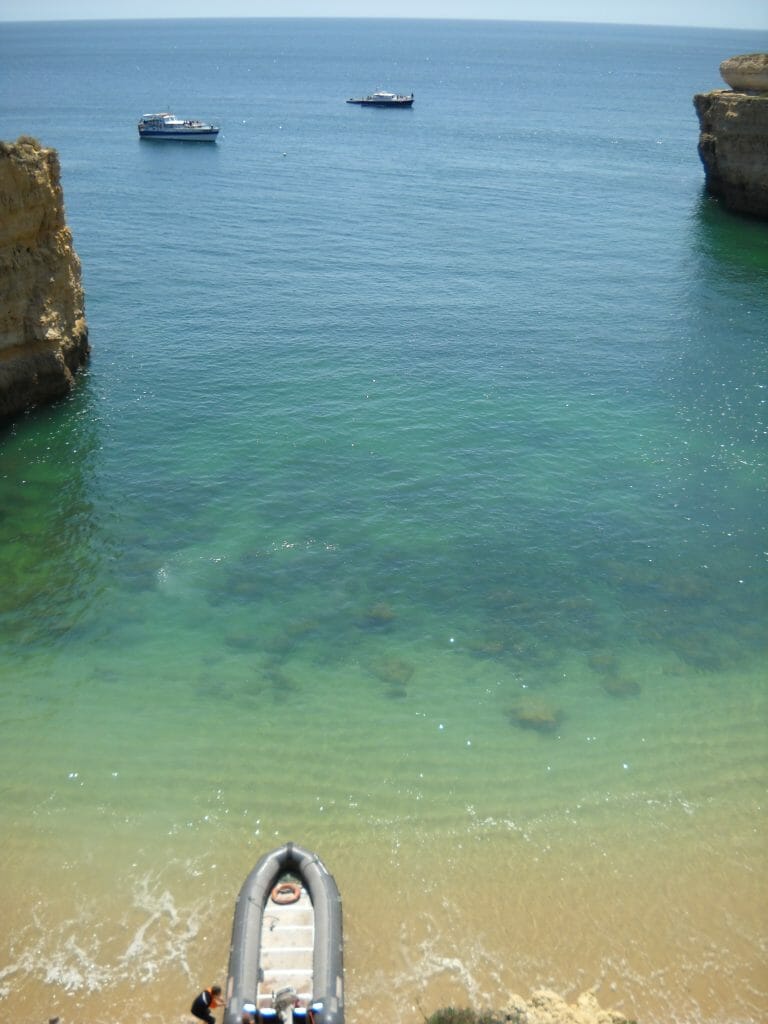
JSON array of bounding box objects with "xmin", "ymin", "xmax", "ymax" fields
[{"xmin": 1, "ymin": 14, "xmax": 767, "ymax": 31}]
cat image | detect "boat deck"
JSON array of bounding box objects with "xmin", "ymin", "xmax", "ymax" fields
[{"xmin": 258, "ymin": 885, "xmax": 314, "ymax": 1009}]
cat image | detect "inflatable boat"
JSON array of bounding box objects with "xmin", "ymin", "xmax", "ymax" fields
[{"xmin": 223, "ymin": 843, "xmax": 344, "ymax": 1024}]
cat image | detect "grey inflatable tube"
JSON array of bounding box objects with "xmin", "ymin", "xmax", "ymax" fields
[{"xmin": 224, "ymin": 842, "xmax": 344, "ymax": 1024}]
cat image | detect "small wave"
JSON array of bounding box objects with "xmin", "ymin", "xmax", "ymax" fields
[
  {"xmin": 116, "ymin": 871, "xmax": 205, "ymax": 983},
  {"xmin": 43, "ymin": 935, "xmax": 112, "ymax": 993}
]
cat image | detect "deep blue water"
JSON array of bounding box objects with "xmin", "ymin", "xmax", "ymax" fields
[{"xmin": 1, "ymin": 18, "xmax": 767, "ymax": 1024}]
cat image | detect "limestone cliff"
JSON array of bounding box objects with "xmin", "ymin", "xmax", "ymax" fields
[
  {"xmin": 693, "ymin": 53, "xmax": 768, "ymax": 219},
  {"xmin": 0, "ymin": 136, "xmax": 89, "ymax": 423}
]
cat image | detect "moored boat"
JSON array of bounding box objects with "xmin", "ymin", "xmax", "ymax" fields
[
  {"xmin": 223, "ymin": 843, "xmax": 344, "ymax": 1024},
  {"xmin": 346, "ymin": 90, "xmax": 414, "ymax": 107},
  {"xmin": 137, "ymin": 112, "xmax": 219, "ymax": 141}
]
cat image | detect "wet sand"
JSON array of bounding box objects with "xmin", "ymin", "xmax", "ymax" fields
[{"xmin": 5, "ymin": 800, "xmax": 766, "ymax": 1024}]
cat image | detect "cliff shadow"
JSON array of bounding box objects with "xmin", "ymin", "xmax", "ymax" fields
[
  {"xmin": 690, "ymin": 187, "xmax": 768, "ymax": 277},
  {"xmin": 0, "ymin": 373, "xmax": 110, "ymax": 651}
]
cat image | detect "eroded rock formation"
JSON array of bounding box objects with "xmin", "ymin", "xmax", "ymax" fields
[
  {"xmin": 720, "ymin": 53, "xmax": 768, "ymax": 93},
  {"xmin": 0, "ymin": 136, "xmax": 89, "ymax": 423},
  {"xmin": 693, "ymin": 54, "xmax": 768, "ymax": 219},
  {"xmin": 503, "ymin": 989, "xmax": 632, "ymax": 1024}
]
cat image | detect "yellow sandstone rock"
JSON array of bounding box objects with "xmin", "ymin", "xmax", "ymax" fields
[
  {"xmin": 693, "ymin": 54, "xmax": 768, "ymax": 219},
  {"xmin": 0, "ymin": 136, "xmax": 89, "ymax": 421},
  {"xmin": 503, "ymin": 989, "xmax": 633, "ymax": 1024},
  {"xmin": 719, "ymin": 53, "xmax": 768, "ymax": 93}
]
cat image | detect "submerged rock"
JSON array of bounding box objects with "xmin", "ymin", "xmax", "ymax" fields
[
  {"xmin": 600, "ymin": 675, "xmax": 641, "ymax": 698},
  {"xmin": 588, "ymin": 651, "xmax": 619, "ymax": 675},
  {"xmin": 360, "ymin": 602, "xmax": 396, "ymax": 628},
  {"xmin": 263, "ymin": 662, "xmax": 297, "ymax": 696},
  {"xmin": 508, "ymin": 699, "xmax": 562, "ymax": 733},
  {"xmin": 224, "ymin": 632, "xmax": 259, "ymax": 652},
  {"xmin": 467, "ymin": 637, "xmax": 506, "ymax": 658},
  {"xmin": 369, "ymin": 656, "xmax": 414, "ymax": 687}
]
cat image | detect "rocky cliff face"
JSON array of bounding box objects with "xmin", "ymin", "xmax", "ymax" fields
[
  {"xmin": 0, "ymin": 137, "xmax": 89, "ymax": 423},
  {"xmin": 693, "ymin": 54, "xmax": 768, "ymax": 219}
]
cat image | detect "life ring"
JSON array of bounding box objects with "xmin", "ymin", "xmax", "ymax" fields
[{"xmin": 271, "ymin": 881, "xmax": 301, "ymax": 905}]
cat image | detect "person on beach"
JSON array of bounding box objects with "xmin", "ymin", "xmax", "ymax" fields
[{"xmin": 191, "ymin": 985, "xmax": 226, "ymax": 1024}]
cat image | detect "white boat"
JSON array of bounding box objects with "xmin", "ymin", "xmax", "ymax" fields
[
  {"xmin": 346, "ymin": 91, "xmax": 414, "ymax": 107},
  {"xmin": 137, "ymin": 112, "xmax": 219, "ymax": 141}
]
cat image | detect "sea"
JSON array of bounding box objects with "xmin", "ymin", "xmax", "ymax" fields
[{"xmin": 0, "ymin": 16, "xmax": 767, "ymax": 1024}]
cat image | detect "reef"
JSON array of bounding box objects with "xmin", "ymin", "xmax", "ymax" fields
[
  {"xmin": 508, "ymin": 699, "xmax": 563, "ymax": 733},
  {"xmin": 0, "ymin": 136, "xmax": 89, "ymax": 423},
  {"xmin": 693, "ymin": 53, "xmax": 768, "ymax": 219},
  {"xmin": 599, "ymin": 676, "xmax": 641, "ymax": 698},
  {"xmin": 361, "ymin": 602, "xmax": 397, "ymax": 628}
]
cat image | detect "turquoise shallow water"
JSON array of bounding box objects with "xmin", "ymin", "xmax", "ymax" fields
[{"xmin": 1, "ymin": 17, "xmax": 767, "ymax": 1024}]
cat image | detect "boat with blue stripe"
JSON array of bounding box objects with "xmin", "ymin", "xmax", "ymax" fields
[{"xmin": 224, "ymin": 843, "xmax": 344, "ymax": 1024}]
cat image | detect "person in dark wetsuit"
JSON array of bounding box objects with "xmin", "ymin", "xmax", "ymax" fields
[{"xmin": 191, "ymin": 985, "xmax": 225, "ymax": 1024}]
